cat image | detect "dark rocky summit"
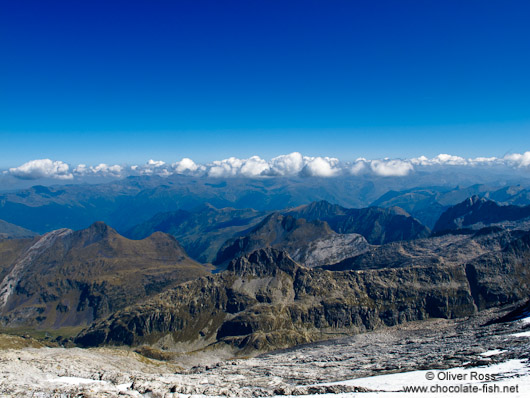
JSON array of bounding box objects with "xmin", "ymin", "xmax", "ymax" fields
[
  {"xmin": 75, "ymin": 229, "xmax": 530, "ymax": 354},
  {"xmin": 433, "ymin": 195, "xmax": 530, "ymax": 233},
  {"xmin": 213, "ymin": 212, "xmax": 369, "ymax": 268},
  {"xmin": 284, "ymin": 200, "xmax": 430, "ymax": 244}
]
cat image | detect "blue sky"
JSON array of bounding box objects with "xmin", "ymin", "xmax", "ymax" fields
[{"xmin": 1, "ymin": 0, "xmax": 530, "ymax": 168}]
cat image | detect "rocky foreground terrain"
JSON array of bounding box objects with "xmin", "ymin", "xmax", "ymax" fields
[{"xmin": 1, "ymin": 305, "xmax": 529, "ymax": 397}]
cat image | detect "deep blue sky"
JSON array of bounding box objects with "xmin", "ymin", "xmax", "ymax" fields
[{"xmin": 1, "ymin": 0, "xmax": 529, "ymax": 167}]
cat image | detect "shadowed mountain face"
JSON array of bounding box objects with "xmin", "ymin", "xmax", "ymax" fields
[
  {"xmin": 76, "ymin": 229, "xmax": 530, "ymax": 354},
  {"xmin": 284, "ymin": 200, "xmax": 430, "ymax": 245},
  {"xmin": 371, "ymin": 185, "xmax": 530, "ymax": 229},
  {"xmin": 213, "ymin": 213, "xmax": 369, "ymax": 268},
  {"xmin": 433, "ymin": 196, "xmax": 530, "ymax": 233},
  {"xmin": 0, "ymin": 222, "xmax": 211, "ymax": 329},
  {"xmin": 125, "ymin": 204, "xmax": 266, "ymax": 263},
  {"xmin": 0, "ymin": 219, "xmax": 36, "ymax": 239}
]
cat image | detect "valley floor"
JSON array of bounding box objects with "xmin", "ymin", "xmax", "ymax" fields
[{"xmin": 1, "ymin": 307, "xmax": 529, "ymax": 397}]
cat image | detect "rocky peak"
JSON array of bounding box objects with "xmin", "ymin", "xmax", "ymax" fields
[
  {"xmin": 227, "ymin": 248, "xmax": 300, "ymax": 277},
  {"xmin": 467, "ymin": 195, "xmax": 482, "ymax": 206},
  {"xmin": 433, "ymin": 196, "xmax": 530, "ymax": 233},
  {"xmin": 285, "ymin": 200, "xmax": 347, "ymax": 220},
  {"xmin": 75, "ymin": 221, "xmax": 116, "ymax": 246},
  {"xmin": 214, "ymin": 213, "xmax": 334, "ymax": 266}
]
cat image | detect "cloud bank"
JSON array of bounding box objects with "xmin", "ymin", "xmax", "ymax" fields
[
  {"xmin": 8, "ymin": 159, "xmax": 73, "ymax": 180},
  {"xmin": 4, "ymin": 151, "xmax": 530, "ymax": 181}
]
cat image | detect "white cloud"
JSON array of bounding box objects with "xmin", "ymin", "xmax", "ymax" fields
[
  {"xmin": 239, "ymin": 156, "xmax": 270, "ymax": 177},
  {"xmin": 434, "ymin": 154, "xmax": 467, "ymax": 166},
  {"xmin": 9, "ymin": 159, "xmax": 73, "ymax": 180},
  {"xmin": 301, "ymin": 156, "xmax": 341, "ymax": 177},
  {"xmin": 411, "ymin": 154, "xmax": 467, "ymax": 166},
  {"xmin": 74, "ymin": 163, "xmax": 123, "ymax": 177},
  {"xmin": 370, "ymin": 159, "xmax": 414, "ymax": 177},
  {"xmin": 410, "ymin": 154, "xmax": 506, "ymax": 167},
  {"xmin": 136, "ymin": 160, "xmax": 171, "ymax": 176},
  {"xmin": 7, "ymin": 151, "xmax": 530, "ymax": 182},
  {"xmin": 208, "ymin": 157, "xmax": 242, "ymax": 177},
  {"xmin": 173, "ymin": 158, "xmax": 200, "ymax": 174},
  {"xmin": 505, "ymin": 152, "xmax": 530, "ymax": 168},
  {"xmin": 351, "ymin": 160, "xmax": 368, "ymax": 175},
  {"xmin": 471, "ymin": 156, "xmax": 498, "ymax": 164},
  {"xmin": 268, "ymin": 152, "xmax": 304, "ymax": 176},
  {"xmin": 206, "ymin": 156, "xmax": 271, "ymax": 177},
  {"xmin": 147, "ymin": 159, "xmax": 165, "ymax": 167}
]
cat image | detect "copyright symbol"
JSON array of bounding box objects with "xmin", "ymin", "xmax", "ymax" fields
[{"xmin": 425, "ymin": 371, "xmax": 435, "ymax": 380}]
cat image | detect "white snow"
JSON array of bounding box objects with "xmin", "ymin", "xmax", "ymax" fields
[
  {"xmin": 284, "ymin": 359, "xmax": 530, "ymax": 398},
  {"xmin": 511, "ymin": 330, "xmax": 530, "ymax": 337},
  {"xmin": 480, "ymin": 349, "xmax": 506, "ymax": 357},
  {"xmin": 48, "ymin": 376, "xmax": 106, "ymax": 385}
]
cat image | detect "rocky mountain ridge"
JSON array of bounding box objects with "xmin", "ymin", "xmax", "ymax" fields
[
  {"xmin": 76, "ymin": 227, "xmax": 530, "ymax": 354},
  {"xmin": 1, "ymin": 175, "xmax": 529, "ymax": 235},
  {"xmin": 213, "ymin": 213, "xmax": 370, "ymax": 268},
  {"xmin": 433, "ymin": 195, "xmax": 530, "ymax": 233},
  {"xmin": 284, "ymin": 200, "xmax": 430, "ymax": 244},
  {"xmin": 125, "ymin": 204, "xmax": 266, "ymax": 263}
]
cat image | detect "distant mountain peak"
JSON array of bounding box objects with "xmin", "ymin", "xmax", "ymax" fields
[
  {"xmin": 284, "ymin": 201, "xmax": 429, "ymax": 245},
  {"xmin": 433, "ymin": 196, "xmax": 530, "ymax": 233},
  {"xmin": 466, "ymin": 195, "xmax": 487, "ymax": 206},
  {"xmin": 74, "ymin": 221, "xmax": 118, "ymax": 247},
  {"xmin": 88, "ymin": 221, "xmax": 113, "ymax": 233}
]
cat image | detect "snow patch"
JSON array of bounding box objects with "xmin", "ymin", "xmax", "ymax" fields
[
  {"xmin": 480, "ymin": 349, "xmax": 506, "ymax": 357},
  {"xmin": 512, "ymin": 330, "xmax": 530, "ymax": 337},
  {"xmin": 296, "ymin": 359, "xmax": 530, "ymax": 398},
  {"xmin": 48, "ymin": 376, "xmax": 106, "ymax": 385}
]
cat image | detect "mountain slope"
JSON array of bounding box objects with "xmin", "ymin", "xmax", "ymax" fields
[
  {"xmin": 214, "ymin": 213, "xmax": 369, "ymax": 268},
  {"xmin": 0, "ymin": 219, "xmax": 37, "ymax": 239},
  {"xmin": 433, "ymin": 196, "xmax": 530, "ymax": 233},
  {"xmin": 76, "ymin": 230, "xmax": 530, "ymax": 354},
  {"xmin": 321, "ymin": 227, "xmax": 521, "ymax": 272},
  {"xmin": 0, "ymin": 222, "xmax": 211, "ymax": 329},
  {"xmin": 284, "ymin": 200, "xmax": 430, "ymax": 244},
  {"xmin": 125, "ymin": 204, "xmax": 266, "ymax": 263}
]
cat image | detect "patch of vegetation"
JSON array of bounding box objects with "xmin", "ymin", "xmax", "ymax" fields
[{"xmin": 0, "ymin": 326, "xmax": 84, "ymax": 347}]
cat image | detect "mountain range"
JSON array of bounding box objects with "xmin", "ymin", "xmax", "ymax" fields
[
  {"xmin": 1, "ymin": 175, "xmax": 530, "ymax": 235},
  {"xmin": 1, "ymin": 177, "xmax": 530, "ymax": 357}
]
